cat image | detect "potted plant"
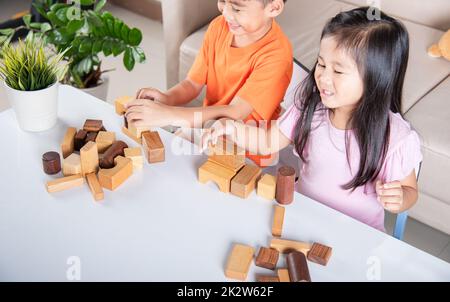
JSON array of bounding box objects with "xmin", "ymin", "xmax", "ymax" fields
[
  {"xmin": 0, "ymin": 0, "xmax": 146, "ymax": 100},
  {"xmin": 0, "ymin": 37, "xmax": 67, "ymax": 132}
]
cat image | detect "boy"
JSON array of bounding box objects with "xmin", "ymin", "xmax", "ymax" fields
[{"xmin": 125, "ymin": 0, "xmax": 292, "ymax": 166}]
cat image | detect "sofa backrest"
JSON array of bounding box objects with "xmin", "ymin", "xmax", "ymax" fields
[{"xmin": 338, "ymin": 0, "xmax": 450, "ymax": 31}]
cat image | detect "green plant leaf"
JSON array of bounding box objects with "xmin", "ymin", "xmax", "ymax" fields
[
  {"xmin": 23, "ymin": 15, "xmax": 31, "ymax": 28},
  {"xmin": 92, "ymin": 39, "xmax": 103, "ymax": 53},
  {"xmin": 50, "ymin": 3, "xmax": 68, "ymax": 13},
  {"xmin": 94, "ymin": 0, "xmax": 107, "ymax": 12},
  {"xmin": 112, "ymin": 42, "xmax": 125, "ymax": 57},
  {"xmin": 128, "ymin": 28, "xmax": 142, "ymax": 46},
  {"xmin": 113, "ymin": 20, "xmax": 123, "ymax": 39},
  {"xmin": 47, "ymin": 11, "xmax": 65, "ymax": 27},
  {"xmin": 102, "ymin": 39, "xmax": 112, "ymax": 56},
  {"xmin": 30, "ymin": 22, "xmax": 43, "ymax": 30},
  {"xmin": 80, "ymin": 0, "xmax": 96, "ymax": 5},
  {"xmin": 32, "ymin": 3, "xmax": 48, "ymax": 19},
  {"xmin": 123, "ymin": 47, "xmax": 135, "ymax": 71},
  {"xmin": 86, "ymin": 11, "xmax": 103, "ymax": 28},
  {"xmin": 133, "ymin": 47, "xmax": 146, "ymax": 63},
  {"xmin": 0, "ymin": 28, "xmax": 14, "ymax": 36},
  {"xmin": 56, "ymin": 7, "xmax": 69, "ymax": 24},
  {"xmin": 40, "ymin": 22, "xmax": 52, "ymax": 33},
  {"xmin": 67, "ymin": 19, "xmax": 83, "ymax": 33},
  {"xmin": 120, "ymin": 24, "xmax": 130, "ymax": 43},
  {"xmin": 79, "ymin": 39, "xmax": 93, "ymax": 54}
]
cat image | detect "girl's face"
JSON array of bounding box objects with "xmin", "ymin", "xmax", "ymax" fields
[{"xmin": 314, "ymin": 36, "xmax": 364, "ymax": 114}]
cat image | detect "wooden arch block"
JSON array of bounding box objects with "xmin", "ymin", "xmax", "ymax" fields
[
  {"xmin": 98, "ymin": 156, "xmax": 133, "ymax": 191},
  {"xmin": 198, "ymin": 160, "xmax": 237, "ymax": 193}
]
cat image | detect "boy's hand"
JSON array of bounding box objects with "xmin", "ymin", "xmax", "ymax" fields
[
  {"xmin": 376, "ymin": 180, "xmax": 404, "ymax": 214},
  {"xmin": 125, "ymin": 99, "xmax": 173, "ymax": 128},
  {"xmin": 136, "ymin": 87, "xmax": 170, "ymax": 105},
  {"xmin": 200, "ymin": 119, "xmax": 236, "ymax": 152}
]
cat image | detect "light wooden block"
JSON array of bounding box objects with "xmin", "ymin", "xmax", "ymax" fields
[
  {"xmin": 208, "ymin": 138, "xmax": 245, "ymax": 172},
  {"xmin": 115, "ymin": 96, "xmax": 133, "ymax": 115},
  {"xmin": 272, "ymin": 205, "xmax": 285, "ymax": 237},
  {"xmin": 277, "ymin": 268, "xmax": 291, "ymax": 282},
  {"xmin": 86, "ymin": 173, "xmax": 104, "ymax": 201},
  {"xmin": 124, "ymin": 147, "xmax": 144, "ymax": 171},
  {"xmin": 80, "ymin": 141, "xmax": 99, "ymax": 176},
  {"xmin": 95, "ymin": 131, "xmax": 116, "ymax": 153},
  {"xmin": 270, "ymin": 238, "xmax": 312, "ymax": 255},
  {"xmin": 61, "ymin": 127, "xmax": 77, "ymax": 159},
  {"xmin": 225, "ymin": 244, "xmax": 254, "ymax": 281},
  {"xmin": 46, "ymin": 174, "xmax": 84, "ymax": 193},
  {"xmin": 256, "ymin": 275, "xmax": 280, "ymax": 282},
  {"xmin": 230, "ymin": 164, "xmax": 261, "ymax": 199},
  {"xmin": 63, "ymin": 153, "xmax": 81, "ymax": 176},
  {"xmin": 142, "ymin": 131, "xmax": 165, "ymax": 163},
  {"xmin": 257, "ymin": 174, "xmax": 276, "ymax": 200},
  {"xmin": 98, "ymin": 156, "xmax": 133, "ymax": 191},
  {"xmin": 198, "ymin": 160, "xmax": 237, "ymax": 193},
  {"xmin": 122, "ymin": 126, "xmax": 142, "ymax": 145}
]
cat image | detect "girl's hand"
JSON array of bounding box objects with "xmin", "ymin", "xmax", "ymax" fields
[
  {"xmin": 135, "ymin": 87, "xmax": 170, "ymax": 105},
  {"xmin": 200, "ymin": 119, "xmax": 236, "ymax": 153},
  {"xmin": 125, "ymin": 99, "xmax": 173, "ymax": 128},
  {"xmin": 376, "ymin": 180, "xmax": 404, "ymax": 214}
]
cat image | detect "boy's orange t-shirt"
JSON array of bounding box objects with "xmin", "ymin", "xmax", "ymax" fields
[{"xmin": 188, "ymin": 16, "xmax": 293, "ymax": 166}]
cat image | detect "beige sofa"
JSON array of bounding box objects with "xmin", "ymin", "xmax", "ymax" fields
[{"xmin": 160, "ymin": 0, "xmax": 450, "ymax": 234}]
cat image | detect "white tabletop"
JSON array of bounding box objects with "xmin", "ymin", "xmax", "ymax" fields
[{"xmin": 0, "ymin": 85, "xmax": 449, "ymax": 282}]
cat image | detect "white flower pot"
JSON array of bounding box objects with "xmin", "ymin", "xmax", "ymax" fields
[
  {"xmin": 4, "ymin": 81, "xmax": 59, "ymax": 132},
  {"xmin": 82, "ymin": 75, "xmax": 109, "ymax": 101}
]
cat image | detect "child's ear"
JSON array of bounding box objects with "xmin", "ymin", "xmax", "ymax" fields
[{"xmin": 265, "ymin": 0, "xmax": 284, "ymax": 18}]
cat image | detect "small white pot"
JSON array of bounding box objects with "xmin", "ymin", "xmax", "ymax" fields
[
  {"xmin": 82, "ymin": 75, "xmax": 109, "ymax": 101},
  {"xmin": 4, "ymin": 81, "xmax": 59, "ymax": 132}
]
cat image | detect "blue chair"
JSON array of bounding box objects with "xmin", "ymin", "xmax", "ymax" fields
[{"xmin": 392, "ymin": 162, "xmax": 422, "ymax": 240}]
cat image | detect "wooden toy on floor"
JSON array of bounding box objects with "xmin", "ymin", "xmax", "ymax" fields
[
  {"xmin": 74, "ymin": 129, "xmax": 88, "ymax": 151},
  {"xmin": 80, "ymin": 141, "xmax": 99, "ymax": 176},
  {"xmin": 86, "ymin": 173, "xmax": 104, "ymax": 201},
  {"xmin": 275, "ymin": 166, "xmax": 296, "ymax": 205},
  {"xmin": 46, "ymin": 174, "xmax": 85, "ymax": 193},
  {"xmin": 307, "ymin": 243, "xmax": 333, "ymax": 266},
  {"xmin": 99, "ymin": 141, "xmax": 128, "ymax": 169},
  {"xmin": 95, "ymin": 131, "xmax": 116, "ymax": 153},
  {"xmin": 198, "ymin": 160, "xmax": 237, "ymax": 193},
  {"xmin": 277, "ymin": 268, "xmax": 290, "ymax": 282},
  {"xmin": 208, "ymin": 138, "xmax": 245, "ymax": 172},
  {"xmin": 230, "ymin": 164, "xmax": 261, "ymax": 199},
  {"xmin": 63, "ymin": 153, "xmax": 81, "ymax": 176},
  {"xmin": 270, "ymin": 238, "xmax": 312, "ymax": 255},
  {"xmin": 42, "ymin": 151, "xmax": 61, "ymax": 175},
  {"xmin": 85, "ymin": 131, "xmax": 98, "ymax": 143},
  {"xmin": 122, "ymin": 126, "xmax": 143, "ymax": 145},
  {"xmin": 286, "ymin": 251, "xmax": 311, "ymax": 282},
  {"xmin": 224, "ymin": 243, "xmax": 254, "ymax": 281},
  {"xmin": 124, "ymin": 147, "xmax": 144, "ymax": 171},
  {"xmin": 61, "ymin": 127, "xmax": 77, "ymax": 158},
  {"xmin": 142, "ymin": 131, "xmax": 165, "ymax": 163},
  {"xmin": 272, "ymin": 205, "xmax": 285, "ymax": 237},
  {"xmin": 257, "ymin": 174, "xmax": 276, "ymax": 200},
  {"xmin": 83, "ymin": 119, "xmax": 103, "ymax": 132},
  {"xmin": 255, "ymin": 247, "xmax": 279, "ymax": 270},
  {"xmin": 255, "ymin": 275, "xmax": 279, "ymax": 282},
  {"xmin": 98, "ymin": 156, "xmax": 133, "ymax": 191}
]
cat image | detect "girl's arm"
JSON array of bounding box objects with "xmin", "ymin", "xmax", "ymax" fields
[
  {"xmin": 376, "ymin": 171, "xmax": 418, "ymax": 214},
  {"xmin": 201, "ymin": 119, "xmax": 293, "ymax": 156}
]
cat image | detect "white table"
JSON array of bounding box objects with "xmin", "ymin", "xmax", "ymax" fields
[{"xmin": 0, "ymin": 85, "xmax": 449, "ymax": 282}]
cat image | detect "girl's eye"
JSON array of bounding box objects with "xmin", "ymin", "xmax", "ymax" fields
[
  {"xmin": 317, "ymin": 63, "xmax": 325, "ymax": 68},
  {"xmin": 335, "ymin": 70, "xmax": 343, "ymax": 74},
  {"xmin": 232, "ymin": 7, "xmax": 241, "ymax": 12}
]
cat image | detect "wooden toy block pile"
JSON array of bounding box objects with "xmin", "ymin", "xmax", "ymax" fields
[
  {"xmin": 43, "ymin": 96, "xmax": 166, "ymax": 201},
  {"xmin": 198, "ymin": 137, "xmax": 296, "ymax": 204},
  {"xmin": 224, "ymin": 204, "xmax": 333, "ymax": 282}
]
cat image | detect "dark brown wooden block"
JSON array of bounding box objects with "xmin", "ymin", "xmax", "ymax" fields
[
  {"xmin": 74, "ymin": 129, "xmax": 88, "ymax": 151},
  {"xmin": 123, "ymin": 115, "xmax": 128, "ymax": 129},
  {"xmin": 287, "ymin": 251, "xmax": 311, "ymax": 282},
  {"xmin": 307, "ymin": 243, "xmax": 332, "ymax": 266},
  {"xmin": 99, "ymin": 141, "xmax": 128, "ymax": 169},
  {"xmin": 276, "ymin": 166, "xmax": 296, "ymax": 205},
  {"xmin": 255, "ymin": 247, "xmax": 279, "ymax": 270},
  {"xmin": 83, "ymin": 119, "xmax": 103, "ymax": 132},
  {"xmin": 42, "ymin": 151, "xmax": 61, "ymax": 175},
  {"xmin": 256, "ymin": 275, "xmax": 280, "ymax": 282},
  {"xmin": 85, "ymin": 132, "xmax": 98, "ymax": 143}
]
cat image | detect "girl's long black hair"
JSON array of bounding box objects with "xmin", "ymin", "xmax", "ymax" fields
[{"xmin": 293, "ymin": 7, "xmax": 410, "ymax": 191}]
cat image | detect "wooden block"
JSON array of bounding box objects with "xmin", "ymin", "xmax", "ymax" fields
[
  {"xmin": 100, "ymin": 141, "xmax": 128, "ymax": 169},
  {"xmin": 85, "ymin": 131, "xmax": 98, "ymax": 143},
  {"xmin": 86, "ymin": 173, "xmax": 104, "ymax": 201},
  {"xmin": 115, "ymin": 96, "xmax": 133, "ymax": 115},
  {"xmin": 80, "ymin": 141, "xmax": 99, "ymax": 176},
  {"xmin": 230, "ymin": 164, "xmax": 261, "ymax": 199},
  {"xmin": 98, "ymin": 156, "xmax": 133, "ymax": 191},
  {"xmin": 257, "ymin": 174, "xmax": 276, "ymax": 200},
  {"xmin": 208, "ymin": 138, "xmax": 245, "ymax": 172},
  {"xmin": 272, "ymin": 205, "xmax": 285, "ymax": 237},
  {"xmin": 83, "ymin": 119, "xmax": 103, "ymax": 132},
  {"xmin": 61, "ymin": 127, "xmax": 77, "ymax": 158},
  {"xmin": 46, "ymin": 174, "xmax": 84, "ymax": 193},
  {"xmin": 122, "ymin": 126, "xmax": 142, "ymax": 145},
  {"xmin": 142, "ymin": 131, "xmax": 165, "ymax": 163},
  {"xmin": 96, "ymin": 131, "xmax": 116, "ymax": 153},
  {"xmin": 225, "ymin": 244, "xmax": 254, "ymax": 281},
  {"xmin": 256, "ymin": 275, "xmax": 279, "ymax": 282},
  {"xmin": 74, "ymin": 129, "xmax": 88, "ymax": 151},
  {"xmin": 270, "ymin": 238, "xmax": 312, "ymax": 254},
  {"xmin": 124, "ymin": 147, "xmax": 144, "ymax": 171},
  {"xmin": 63, "ymin": 153, "xmax": 81, "ymax": 176},
  {"xmin": 255, "ymin": 247, "xmax": 279, "ymax": 270},
  {"xmin": 198, "ymin": 160, "xmax": 237, "ymax": 193},
  {"xmin": 287, "ymin": 251, "xmax": 311, "ymax": 282},
  {"xmin": 277, "ymin": 268, "xmax": 290, "ymax": 282},
  {"xmin": 42, "ymin": 151, "xmax": 61, "ymax": 175},
  {"xmin": 276, "ymin": 166, "xmax": 296, "ymax": 205},
  {"xmin": 307, "ymin": 243, "xmax": 332, "ymax": 266},
  {"xmin": 129, "ymin": 124, "xmax": 151, "ymax": 140}
]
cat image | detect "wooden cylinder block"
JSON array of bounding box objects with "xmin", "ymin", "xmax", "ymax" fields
[
  {"xmin": 286, "ymin": 251, "xmax": 311, "ymax": 282},
  {"xmin": 42, "ymin": 151, "xmax": 61, "ymax": 175},
  {"xmin": 275, "ymin": 166, "xmax": 296, "ymax": 205}
]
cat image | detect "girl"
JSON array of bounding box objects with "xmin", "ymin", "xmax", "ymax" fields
[{"xmin": 200, "ymin": 7, "xmax": 423, "ymax": 232}]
